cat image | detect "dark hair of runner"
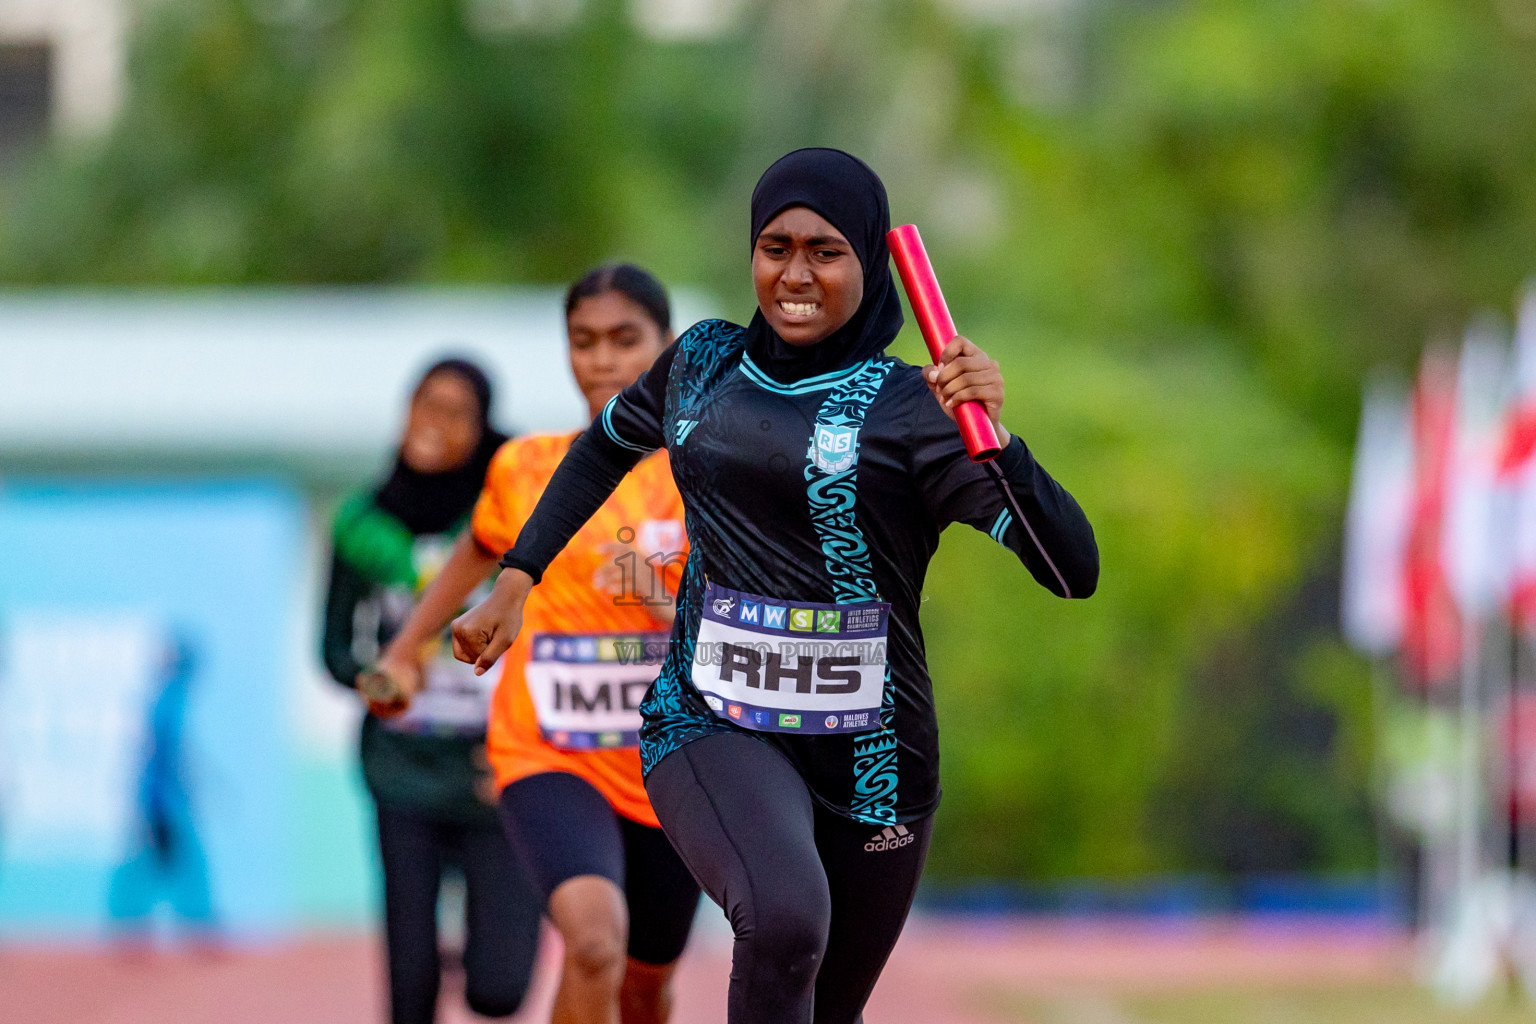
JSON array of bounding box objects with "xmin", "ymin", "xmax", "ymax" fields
[{"xmin": 564, "ymin": 263, "xmax": 671, "ymax": 333}]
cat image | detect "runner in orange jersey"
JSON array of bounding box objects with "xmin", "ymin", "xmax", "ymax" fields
[{"xmin": 372, "ymin": 265, "xmax": 699, "ymax": 1024}]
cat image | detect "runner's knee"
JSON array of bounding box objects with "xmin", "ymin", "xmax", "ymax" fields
[
  {"xmin": 741, "ymin": 883, "xmax": 831, "ymax": 986},
  {"xmin": 549, "ymin": 874, "xmax": 629, "ymax": 982},
  {"xmin": 564, "ymin": 919, "xmax": 627, "ymax": 980}
]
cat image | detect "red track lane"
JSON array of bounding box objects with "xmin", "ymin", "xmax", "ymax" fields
[{"xmin": 0, "ymin": 917, "xmax": 1408, "ymax": 1024}]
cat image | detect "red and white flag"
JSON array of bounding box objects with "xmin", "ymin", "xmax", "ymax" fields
[
  {"xmin": 1442, "ymin": 325, "xmax": 1511, "ymax": 623},
  {"xmin": 1403, "ymin": 348, "xmax": 1462, "ymax": 690},
  {"xmin": 1499, "ymin": 288, "xmax": 1536, "ymax": 630}
]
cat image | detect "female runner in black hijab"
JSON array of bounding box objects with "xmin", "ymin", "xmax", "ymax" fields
[
  {"xmin": 322, "ymin": 359, "xmax": 540, "ymax": 1024},
  {"xmin": 451, "ymin": 148, "xmax": 1099, "ymax": 1024}
]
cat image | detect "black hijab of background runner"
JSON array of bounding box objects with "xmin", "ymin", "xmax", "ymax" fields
[
  {"xmin": 374, "ymin": 357, "xmax": 508, "ymax": 536},
  {"xmin": 744, "ymin": 147, "xmax": 905, "ymax": 385}
]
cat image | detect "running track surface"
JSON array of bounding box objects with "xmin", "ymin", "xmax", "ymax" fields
[{"xmin": 1, "ymin": 916, "xmax": 1409, "ymax": 1024}]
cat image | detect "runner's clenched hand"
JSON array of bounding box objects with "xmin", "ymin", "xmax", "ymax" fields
[
  {"xmin": 452, "ymin": 567, "xmax": 534, "ymax": 675},
  {"xmin": 921, "ymin": 336, "xmax": 1011, "ymax": 447}
]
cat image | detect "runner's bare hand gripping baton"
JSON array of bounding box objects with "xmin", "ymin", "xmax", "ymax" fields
[{"xmin": 887, "ymin": 224, "xmax": 1002, "ymax": 462}]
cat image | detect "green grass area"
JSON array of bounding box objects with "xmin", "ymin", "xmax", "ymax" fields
[{"xmin": 996, "ymin": 983, "xmax": 1535, "ymax": 1024}]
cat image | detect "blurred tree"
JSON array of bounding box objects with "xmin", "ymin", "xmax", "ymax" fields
[
  {"xmin": 1085, "ymin": 0, "xmax": 1536, "ymax": 441},
  {"xmin": 3, "ymin": 0, "xmax": 1533, "ymax": 882},
  {"xmin": 905, "ymin": 329, "xmax": 1344, "ymax": 878}
]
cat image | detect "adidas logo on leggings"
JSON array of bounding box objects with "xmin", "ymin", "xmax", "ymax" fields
[{"xmin": 864, "ymin": 824, "xmax": 914, "ymax": 852}]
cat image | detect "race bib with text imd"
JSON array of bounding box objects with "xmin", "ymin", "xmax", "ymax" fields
[{"xmin": 523, "ymin": 632, "xmax": 669, "ymax": 750}]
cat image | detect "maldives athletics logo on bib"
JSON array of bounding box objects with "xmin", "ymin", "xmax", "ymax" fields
[{"xmin": 810, "ymin": 424, "xmax": 859, "ymax": 474}]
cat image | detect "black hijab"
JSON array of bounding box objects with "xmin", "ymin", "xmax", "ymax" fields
[
  {"xmin": 374, "ymin": 357, "xmax": 508, "ymax": 536},
  {"xmin": 744, "ymin": 148, "xmax": 905, "ymax": 384}
]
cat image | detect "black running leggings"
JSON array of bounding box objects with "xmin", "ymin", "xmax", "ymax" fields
[
  {"xmin": 498, "ymin": 769, "xmax": 701, "ymax": 966},
  {"xmin": 645, "ymin": 732, "xmax": 932, "ymax": 1024},
  {"xmin": 374, "ymin": 801, "xmax": 542, "ymax": 1024}
]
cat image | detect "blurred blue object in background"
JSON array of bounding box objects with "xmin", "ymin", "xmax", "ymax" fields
[
  {"xmin": 0, "ymin": 478, "xmax": 371, "ymax": 943},
  {"xmin": 106, "ymin": 631, "xmax": 217, "ymax": 939}
]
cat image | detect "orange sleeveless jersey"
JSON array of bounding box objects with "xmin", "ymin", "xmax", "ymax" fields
[{"xmin": 472, "ymin": 433, "xmax": 686, "ymax": 827}]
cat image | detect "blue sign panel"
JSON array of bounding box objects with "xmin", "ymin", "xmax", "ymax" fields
[{"xmin": 0, "ymin": 479, "xmax": 366, "ymax": 942}]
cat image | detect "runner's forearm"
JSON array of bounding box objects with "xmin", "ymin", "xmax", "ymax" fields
[
  {"xmin": 385, "ymin": 532, "xmax": 500, "ymax": 660},
  {"xmin": 986, "ymin": 436, "xmax": 1098, "ymax": 599}
]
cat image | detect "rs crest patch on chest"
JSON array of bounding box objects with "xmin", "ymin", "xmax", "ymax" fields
[{"xmin": 810, "ymin": 424, "xmax": 859, "ymax": 474}]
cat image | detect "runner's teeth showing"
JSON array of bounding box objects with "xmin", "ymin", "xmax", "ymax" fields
[{"xmin": 779, "ymin": 301, "xmax": 819, "ymax": 318}]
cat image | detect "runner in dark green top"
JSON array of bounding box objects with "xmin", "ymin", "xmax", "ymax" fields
[{"xmin": 321, "ymin": 357, "xmax": 540, "ymax": 1024}]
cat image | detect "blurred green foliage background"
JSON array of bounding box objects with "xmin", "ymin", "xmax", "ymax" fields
[{"xmin": 5, "ymin": 0, "xmax": 1535, "ymax": 882}]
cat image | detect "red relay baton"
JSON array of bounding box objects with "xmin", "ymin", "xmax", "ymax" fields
[{"xmin": 887, "ymin": 224, "xmax": 1002, "ymax": 462}]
